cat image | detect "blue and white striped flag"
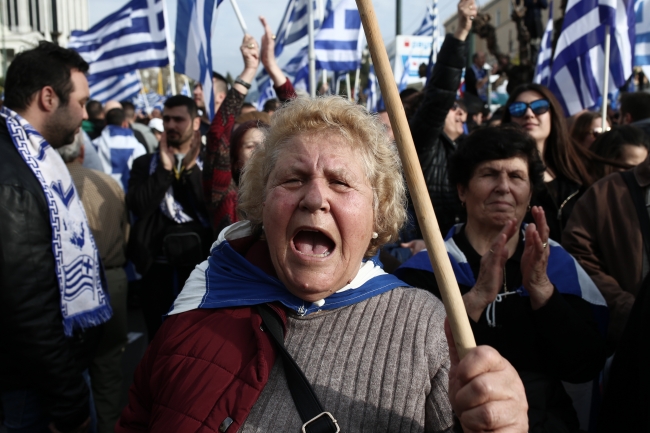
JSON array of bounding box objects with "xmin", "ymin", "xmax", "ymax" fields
[
  {"xmin": 293, "ymin": 0, "xmax": 363, "ymax": 91},
  {"xmin": 88, "ymin": 71, "xmax": 142, "ymax": 104},
  {"xmin": 174, "ymin": 0, "xmax": 223, "ymax": 121},
  {"xmin": 364, "ymin": 65, "xmax": 378, "ymax": 112},
  {"xmin": 275, "ymin": 0, "xmax": 330, "ymax": 58},
  {"xmin": 68, "ymin": 0, "xmax": 168, "ymax": 79},
  {"xmin": 635, "ymin": 0, "xmax": 650, "ymax": 76},
  {"xmin": 534, "ymin": 1, "xmax": 554, "ymax": 87},
  {"xmin": 549, "ymin": 0, "xmax": 635, "ymax": 115},
  {"xmin": 132, "ymin": 91, "xmax": 166, "ymax": 115},
  {"xmin": 413, "ymin": 5, "xmax": 435, "ymax": 37},
  {"xmin": 425, "ymin": 0, "xmax": 441, "ymax": 82}
]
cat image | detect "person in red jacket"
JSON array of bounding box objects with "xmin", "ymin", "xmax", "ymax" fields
[{"xmin": 203, "ymin": 17, "xmax": 297, "ymax": 237}]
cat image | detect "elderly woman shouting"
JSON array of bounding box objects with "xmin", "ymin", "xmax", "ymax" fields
[
  {"xmin": 397, "ymin": 126, "xmax": 607, "ymax": 433},
  {"xmin": 117, "ymin": 97, "xmax": 528, "ymax": 432}
]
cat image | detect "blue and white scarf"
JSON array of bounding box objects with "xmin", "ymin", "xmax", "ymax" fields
[
  {"xmin": 168, "ymin": 221, "xmax": 409, "ymax": 317},
  {"xmin": 397, "ymin": 223, "xmax": 608, "ymax": 332},
  {"xmin": 149, "ymin": 153, "xmax": 204, "ymax": 224},
  {"xmin": 93, "ymin": 125, "xmax": 146, "ymax": 192},
  {"xmin": 1, "ymin": 107, "xmax": 112, "ymax": 336}
]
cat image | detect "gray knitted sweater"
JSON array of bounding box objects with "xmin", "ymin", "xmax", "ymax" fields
[{"xmin": 239, "ymin": 287, "xmax": 454, "ymax": 432}]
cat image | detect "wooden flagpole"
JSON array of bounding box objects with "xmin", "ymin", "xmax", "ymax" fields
[{"xmin": 354, "ymin": 0, "xmax": 476, "ymax": 358}]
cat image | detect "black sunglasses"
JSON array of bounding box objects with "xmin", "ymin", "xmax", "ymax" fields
[{"xmin": 508, "ymin": 99, "xmax": 550, "ymax": 118}]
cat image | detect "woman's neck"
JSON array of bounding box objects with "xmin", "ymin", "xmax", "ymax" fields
[
  {"xmin": 464, "ymin": 220, "xmax": 520, "ymax": 258},
  {"xmin": 537, "ymin": 138, "xmax": 555, "ymax": 181}
]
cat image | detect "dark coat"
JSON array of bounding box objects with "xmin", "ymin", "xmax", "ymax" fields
[
  {"xmin": 563, "ymin": 159, "xmax": 650, "ymax": 349},
  {"xmin": 0, "ymin": 121, "xmax": 97, "ymax": 431},
  {"xmin": 409, "ymin": 34, "xmax": 467, "ymax": 236},
  {"xmin": 126, "ymin": 153, "xmax": 211, "ymax": 274}
]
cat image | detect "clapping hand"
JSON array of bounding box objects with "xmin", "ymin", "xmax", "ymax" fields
[
  {"xmin": 463, "ymin": 220, "xmax": 517, "ymax": 322},
  {"xmin": 521, "ymin": 206, "xmax": 554, "ymax": 309},
  {"xmin": 158, "ymin": 132, "xmax": 175, "ymax": 172}
]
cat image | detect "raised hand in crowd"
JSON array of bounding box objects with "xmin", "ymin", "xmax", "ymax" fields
[
  {"xmin": 446, "ymin": 321, "xmax": 529, "ymax": 432},
  {"xmin": 259, "ymin": 15, "xmax": 287, "ymax": 87},
  {"xmin": 454, "ymin": 0, "xmax": 478, "ymax": 41},
  {"xmin": 234, "ymin": 34, "xmax": 260, "ymax": 95}
]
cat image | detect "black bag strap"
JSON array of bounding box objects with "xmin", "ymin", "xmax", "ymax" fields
[
  {"xmin": 257, "ymin": 304, "xmax": 339, "ymax": 433},
  {"xmin": 620, "ymin": 170, "xmax": 650, "ymax": 259}
]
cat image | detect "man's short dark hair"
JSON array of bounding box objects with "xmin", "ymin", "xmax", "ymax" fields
[
  {"xmin": 4, "ymin": 41, "xmax": 89, "ymax": 111},
  {"xmin": 163, "ymin": 95, "xmax": 198, "ymax": 118},
  {"xmin": 620, "ymin": 92, "xmax": 650, "ymax": 123},
  {"xmin": 86, "ymin": 100, "xmax": 103, "ymax": 120},
  {"xmin": 105, "ymin": 108, "xmax": 126, "ymax": 126},
  {"xmin": 263, "ymin": 98, "xmax": 279, "ymax": 112},
  {"xmin": 120, "ymin": 100, "xmax": 136, "ymax": 120}
]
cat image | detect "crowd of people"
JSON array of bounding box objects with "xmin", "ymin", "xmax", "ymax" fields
[{"xmin": 1, "ymin": 0, "xmax": 650, "ymax": 432}]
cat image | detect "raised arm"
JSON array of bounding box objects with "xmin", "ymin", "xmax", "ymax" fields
[
  {"xmin": 203, "ymin": 35, "xmax": 259, "ymax": 233},
  {"xmin": 259, "ymin": 16, "xmax": 296, "ymax": 102}
]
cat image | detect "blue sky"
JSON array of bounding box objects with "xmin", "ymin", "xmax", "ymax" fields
[{"xmin": 87, "ymin": 0, "xmax": 471, "ymax": 78}]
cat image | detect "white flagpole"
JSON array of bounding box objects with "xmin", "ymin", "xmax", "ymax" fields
[
  {"xmin": 161, "ymin": 0, "xmax": 177, "ymax": 95},
  {"xmin": 308, "ymin": 0, "xmax": 317, "ymax": 97},
  {"xmin": 335, "ymin": 76, "xmax": 341, "ymax": 95},
  {"xmin": 601, "ymin": 25, "xmax": 611, "ymax": 130},
  {"xmin": 322, "ymin": 69, "xmax": 327, "ymax": 90},
  {"xmin": 345, "ymin": 73, "xmax": 352, "ymax": 100},
  {"xmin": 230, "ymin": 0, "xmax": 248, "ymax": 34},
  {"xmin": 354, "ymin": 67, "xmax": 361, "ymax": 101}
]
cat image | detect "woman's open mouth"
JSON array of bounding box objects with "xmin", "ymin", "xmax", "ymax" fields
[{"xmin": 292, "ymin": 229, "xmax": 335, "ymax": 258}]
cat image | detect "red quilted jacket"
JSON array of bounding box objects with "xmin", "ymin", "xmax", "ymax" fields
[{"xmin": 116, "ymin": 303, "xmax": 285, "ymax": 431}]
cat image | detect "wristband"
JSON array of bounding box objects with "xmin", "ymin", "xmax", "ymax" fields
[{"xmin": 235, "ymin": 76, "xmax": 251, "ymax": 89}]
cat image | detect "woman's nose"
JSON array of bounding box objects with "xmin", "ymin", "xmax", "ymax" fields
[{"xmin": 300, "ymin": 180, "xmax": 330, "ymax": 213}]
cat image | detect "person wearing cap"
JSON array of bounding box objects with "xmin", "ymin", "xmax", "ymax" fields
[{"xmin": 148, "ymin": 117, "xmax": 163, "ymax": 143}]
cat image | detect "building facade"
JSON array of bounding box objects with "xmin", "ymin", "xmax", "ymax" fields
[
  {"xmin": 444, "ymin": 0, "xmax": 562, "ymax": 64},
  {"xmin": 0, "ymin": 0, "xmax": 89, "ymax": 77}
]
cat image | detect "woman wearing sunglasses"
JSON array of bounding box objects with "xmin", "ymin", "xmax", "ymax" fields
[{"xmin": 502, "ymin": 83, "xmax": 598, "ymax": 242}]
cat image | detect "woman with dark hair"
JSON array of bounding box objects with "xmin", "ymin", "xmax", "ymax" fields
[
  {"xmin": 502, "ymin": 83, "xmax": 598, "ymax": 241},
  {"xmin": 204, "ymin": 18, "xmax": 296, "ymax": 237},
  {"xmin": 396, "ymin": 126, "xmax": 607, "ymax": 433},
  {"xmin": 229, "ymin": 119, "xmax": 268, "ymax": 185},
  {"xmin": 590, "ymin": 125, "xmax": 649, "ymax": 179},
  {"xmin": 570, "ymin": 111, "xmax": 611, "ymax": 149}
]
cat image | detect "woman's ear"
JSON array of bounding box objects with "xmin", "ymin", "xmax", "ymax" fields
[{"xmin": 457, "ymin": 183, "xmax": 467, "ymax": 203}]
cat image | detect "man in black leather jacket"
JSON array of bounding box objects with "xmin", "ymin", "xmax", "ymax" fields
[
  {"xmin": 408, "ymin": 5, "xmax": 472, "ymax": 238},
  {"xmin": 0, "ymin": 43, "xmax": 99, "ymax": 432}
]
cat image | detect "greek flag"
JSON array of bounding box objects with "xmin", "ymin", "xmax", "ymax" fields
[
  {"xmin": 68, "ymin": 0, "xmax": 168, "ymax": 78},
  {"xmin": 534, "ymin": 1, "xmax": 554, "ymax": 87},
  {"xmin": 133, "ymin": 91, "xmax": 166, "ymax": 115},
  {"xmin": 174, "ymin": 0, "xmax": 222, "ymax": 121},
  {"xmin": 293, "ymin": 0, "xmax": 363, "ymax": 91},
  {"xmin": 413, "ymin": 5, "xmax": 435, "ymax": 36},
  {"xmin": 549, "ymin": 0, "xmax": 635, "ymax": 115},
  {"xmin": 635, "ymin": 0, "xmax": 650, "ymax": 76},
  {"xmin": 275, "ymin": 0, "xmax": 329, "ymax": 57},
  {"xmin": 425, "ymin": 0, "xmax": 441, "ymax": 82},
  {"xmin": 88, "ymin": 72, "xmax": 142, "ymax": 104},
  {"xmin": 364, "ymin": 65, "xmax": 378, "ymax": 112}
]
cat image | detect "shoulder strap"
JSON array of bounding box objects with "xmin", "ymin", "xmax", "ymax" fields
[
  {"xmin": 620, "ymin": 170, "xmax": 650, "ymax": 258},
  {"xmin": 257, "ymin": 304, "xmax": 340, "ymax": 433}
]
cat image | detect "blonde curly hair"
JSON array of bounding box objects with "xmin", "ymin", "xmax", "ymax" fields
[{"xmin": 238, "ymin": 96, "xmax": 407, "ymax": 257}]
